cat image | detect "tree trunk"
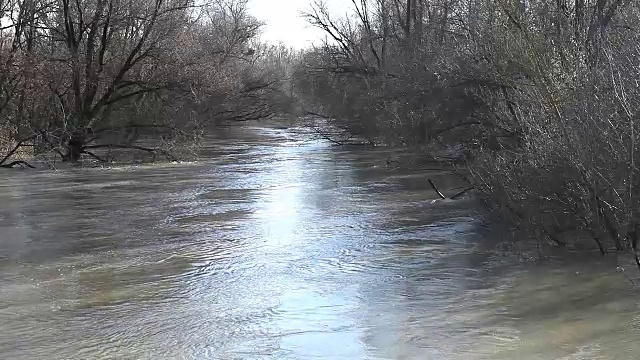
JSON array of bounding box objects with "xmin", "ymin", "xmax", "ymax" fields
[
  {"xmin": 381, "ymin": 0, "xmax": 389, "ymax": 68},
  {"xmin": 65, "ymin": 133, "xmax": 85, "ymax": 162},
  {"xmin": 414, "ymin": 0, "xmax": 423, "ymax": 45},
  {"xmin": 406, "ymin": 0, "xmax": 411, "ymax": 39},
  {"xmin": 439, "ymin": 1, "xmax": 450, "ymax": 45},
  {"xmin": 575, "ymin": 0, "xmax": 584, "ymax": 46}
]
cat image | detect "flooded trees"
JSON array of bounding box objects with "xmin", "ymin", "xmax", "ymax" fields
[
  {"xmin": 295, "ymin": 0, "xmax": 481, "ymax": 147},
  {"xmin": 296, "ymin": 0, "xmax": 640, "ymax": 257},
  {"xmin": 463, "ymin": 0, "xmax": 640, "ymax": 255},
  {"xmin": 0, "ymin": 0, "xmax": 285, "ymax": 166}
]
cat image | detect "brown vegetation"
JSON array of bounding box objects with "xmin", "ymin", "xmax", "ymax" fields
[
  {"xmin": 0, "ymin": 0, "xmax": 295, "ymax": 167},
  {"xmin": 293, "ymin": 0, "xmax": 640, "ymax": 259}
]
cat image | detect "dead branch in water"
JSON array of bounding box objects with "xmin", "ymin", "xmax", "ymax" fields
[
  {"xmin": 83, "ymin": 150, "xmax": 109, "ymax": 163},
  {"xmin": 312, "ymin": 126, "xmax": 345, "ymax": 145},
  {"xmin": 311, "ymin": 126, "xmax": 356, "ymax": 146},
  {"xmin": 428, "ymin": 178, "xmax": 475, "ymax": 200},
  {"xmin": 84, "ymin": 144, "xmax": 178, "ymax": 162},
  {"xmin": 304, "ymin": 110, "xmax": 333, "ymax": 119},
  {"xmin": 450, "ymin": 187, "xmax": 474, "ymax": 200},
  {"xmin": 428, "ymin": 178, "xmax": 447, "ymax": 200},
  {"xmin": 0, "ymin": 160, "xmax": 35, "ymax": 169}
]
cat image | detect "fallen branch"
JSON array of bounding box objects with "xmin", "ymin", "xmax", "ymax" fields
[
  {"xmin": 84, "ymin": 144, "xmax": 178, "ymax": 162},
  {"xmin": 83, "ymin": 150, "xmax": 109, "ymax": 162},
  {"xmin": 0, "ymin": 160, "xmax": 36, "ymax": 169},
  {"xmin": 450, "ymin": 186, "xmax": 474, "ymax": 200},
  {"xmin": 428, "ymin": 178, "xmax": 447, "ymax": 200},
  {"xmin": 311, "ymin": 126, "xmax": 355, "ymax": 146},
  {"xmin": 428, "ymin": 178, "xmax": 475, "ymax": 200},
  {"xmin": 304, "ymin": 110, "xmax": 333, "ymax": 119}
]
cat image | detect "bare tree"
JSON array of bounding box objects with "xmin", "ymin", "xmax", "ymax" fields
[
  {"xmin": 295, "ymin": 0, "xmax": 640, "ymax": 259},
  {"xmin": 0, "ymin": 0, "xmax": 286, "ymax": 166}
]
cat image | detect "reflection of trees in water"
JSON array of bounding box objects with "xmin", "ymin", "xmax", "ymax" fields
[
  {"xmin": 297, "ymin": 148, "xmax": 361, "ymax": 214},
  {"xmin": 1, "ymin": 167, "xmax": 212, "ymax": 308},
  {"xmin": 0, "ymin": 176, "xmax": 32, "ymax": 262},
  {"xmin": 354, "ymin": 203, "xmax": 507, "ymax": 358}
]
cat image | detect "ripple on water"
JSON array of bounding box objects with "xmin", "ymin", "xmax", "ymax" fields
[{"xmin": 3, "ymin": 126, "xmax": 639, "ymax": 359}]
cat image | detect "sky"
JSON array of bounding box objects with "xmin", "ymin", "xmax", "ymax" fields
[{"xmin": 248, "ymin": 0, "xmax": 351, "ymax": 49}]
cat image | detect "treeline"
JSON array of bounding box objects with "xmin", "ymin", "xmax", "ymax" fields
[
  {"xmin": 0, "ymin": 0, "xmax": 294, "ymax": 166},
  {"xmin": 292, "ymin": 0, "xmax": 640, "ymax": 258}
]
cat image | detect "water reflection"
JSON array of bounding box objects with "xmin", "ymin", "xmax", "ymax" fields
[{"xmin": 0, "ymin": 126, "xmax": 639, "ymax": 359}]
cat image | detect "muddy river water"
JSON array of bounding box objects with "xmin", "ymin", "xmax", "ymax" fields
[{"xmin": 1, "ymin": 126, "xmax": 639, "ymax": 359}]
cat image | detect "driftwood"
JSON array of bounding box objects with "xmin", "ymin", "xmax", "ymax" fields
[
  {"xmin": 428, "ymin": 179, "xmax": 447, "ymax": 199},
  {"xmin": 428, "ymin": 178, "xmax": 475, "ymax": 200}
]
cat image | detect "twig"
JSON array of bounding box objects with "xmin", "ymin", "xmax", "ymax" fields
[
  {"xmin": 312, "ymin": 126, "xmax": 344, "ymax": 145},
  {"xmin": 428, "ymin": 178, "xmax": 447, "ymax": 200},
  {"xmin": 628, "ymin": 226, "xmax": 640, "ymax": 269},
  {"xmin": 39, "ymin": 130, "xmax": 65, "ymax": 159},
  {"xmin": 617, "ymin": 266, "xmax": 637, "ymax": 287},
  {"xmin": 450, "ymin": 186, "xmax": 475, "ymax": 200},
  {"xmin": 83, "ymin": 150, "xmax": 108, "ymax": 162}
]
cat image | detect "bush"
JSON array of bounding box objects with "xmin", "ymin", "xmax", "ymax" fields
[{"xmin": 295, "ymin": 0, "xmax": 640, "ymax": 259}]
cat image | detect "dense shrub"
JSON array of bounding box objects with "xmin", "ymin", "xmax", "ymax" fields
[{"xmin": 294, "ymin": 0, "xmax": 640, "ymax": 257}]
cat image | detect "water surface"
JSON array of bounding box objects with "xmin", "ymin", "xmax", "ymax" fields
[{"xmin": 1, "ymin": 126, "xmax": 639, "ymax": 359}]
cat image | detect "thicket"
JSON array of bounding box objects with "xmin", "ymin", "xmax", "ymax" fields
[
  {"xmin": 293, "ymin": 0, "xmax": 640, "ymax": 260},
  {"xmin": 0, "ymin": 0, "xmax": 295, "ymax": 167}
]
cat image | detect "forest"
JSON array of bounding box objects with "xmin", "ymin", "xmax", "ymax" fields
[{"xmin": 2, "ymin": 0, "xmax": 640, "ymax": 259}]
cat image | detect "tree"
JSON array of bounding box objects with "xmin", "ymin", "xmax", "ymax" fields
[
  {"xmin": 0, "ymin": 0, "xmax": 285, "ymax": 166},
  {"xmin": 295, "ymin": 0, "xmax": 640, "ymax": 259}
]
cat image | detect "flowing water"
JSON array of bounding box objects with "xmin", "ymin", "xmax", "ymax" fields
[{"xmin": 1, "ymin": 126, "xmax": 639, "ymax": 360}]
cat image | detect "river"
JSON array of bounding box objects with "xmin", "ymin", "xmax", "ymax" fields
[{"xmin": 1, "ymin": 126, "xmax": 639, "ymax": 359}]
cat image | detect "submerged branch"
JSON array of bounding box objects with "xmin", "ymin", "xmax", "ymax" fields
[
  {"xmin": 428, "ymin": 179, "xmax": 474, "ymax": 200},
  {"xmin": 304, "ymin": 111, "xmax": 333, "ymax": 119},
  {"xmin": 0, "ymin": 160, "xmax": 36, "ymax": 169},
  {"xmin": 84, "ymin": 144, "xmax": 178, "ymax": 161},
  {"xmin": 450, "ymin": 186, "xmax": 474, "ymax": 200},
  {"xmin": 83, "ymin": 150, "xmax": 109, "ymax": 162},
  {"xmin": 311, "ymin": 126, "xmax": 353, "ymax": 145},
  {"xmin": 428, "ymin": 178, "xmax": 447, "ymax": 200}
]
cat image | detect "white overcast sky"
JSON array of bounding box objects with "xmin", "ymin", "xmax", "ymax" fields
[{"xmin": 248, "ymin": 0, "xmax": 351, "ymax": 49}]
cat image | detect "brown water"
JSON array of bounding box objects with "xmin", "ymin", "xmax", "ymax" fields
[{"xmin": 1, "ymin": 126, "xmax": 639, "ymax": 359}]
